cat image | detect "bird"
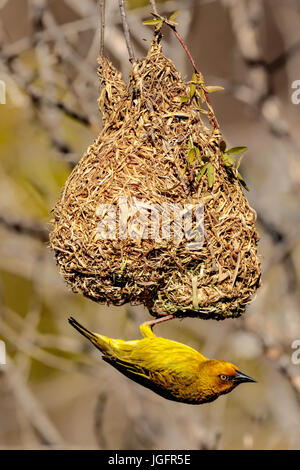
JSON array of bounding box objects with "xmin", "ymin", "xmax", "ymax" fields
[{"xmin": 68, "ymin": 316, "xmax": 256, "ymax": 405}]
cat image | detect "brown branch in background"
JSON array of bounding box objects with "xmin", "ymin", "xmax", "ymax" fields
[
  {"xmin": 0, "ymin": 50, "xmax": 87, "ymax": 167},
  {"xmin": 0, "ymin": 0, "xmax": 299, "ymax": 448},
  {"xmin": 118, "ymin": 0, "xmax": 135, "ymax": 63},
  {"xmin": 14, "ymin": 250, "xmax": 44, "ymax": 380},
  {"xmin": 222, "ymin": 0, "xmax": 300, "ymax": 297},
  {"xmin": 3, "ymin": 306, "xmax": 94, "ymax": 360},
  {"xmin": 30, "ymin": 0, "xmax": 74, "ymax": 167},
  {"xmin": 3, "ymin": 356, "xmax": 64, "ymax": 447},
  {"xmin": 268, "ymin": 38, "xmax": 300, "ymax": 74},
  {"xmin": 0, "ymin": 51, "xmax": 91, "ymax": 127},
  {"xmin": 99, "ymin": 0, "xmax": 106, "ymax": 56},
  {"xmin": 239, "ymin": 320, "xmax": 300, "ymax": 406},
  {"xmin": 222, "ymin": 0, "xmax": 288, "ymax": 137},
  {"xmin": 0, "ymin": 313, "xmax": 91, "ymax": 374},
  {"xmin": 42, "ymin": 5, "xmax": 96, "ymax": 83},
  {"xmin": 94, "ymin": 392, "xmax": 108, "ymax": 449},
  {"xmin": 0, "ymin": 214, "xmax": 49, "ymax": 242}
]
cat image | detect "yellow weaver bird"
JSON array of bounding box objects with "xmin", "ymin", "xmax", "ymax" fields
[{"xmin": 69, "ymin": 316, "xmax": 256, "ymax": 405}]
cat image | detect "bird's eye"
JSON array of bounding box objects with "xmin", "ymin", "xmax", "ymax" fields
[{"xmin": 219, "ymin": 374, "xmax": 228, "ymax": 381}]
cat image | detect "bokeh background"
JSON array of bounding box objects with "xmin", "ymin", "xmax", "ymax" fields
[{"xmin": 0, "ymin": 0, "xmax": 300, "ymax": 450}]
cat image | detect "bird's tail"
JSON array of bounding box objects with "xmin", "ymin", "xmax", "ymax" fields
[{"xmin": 68, "ymin": 317, "xmax": 113, "ymax": 355}]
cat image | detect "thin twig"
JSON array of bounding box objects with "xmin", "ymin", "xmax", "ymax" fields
[
  {"xmin": 99, "ymin": 0, "xmax": 105, "ymax": 56},
  {"xmin": 118, "ymin": 0, "xmax": 135, "ymax": 63},
  {"xmin": 152, "ymin": 12, "xmax": 219, "ymax": 129},
  {"xmin": 172, "ymin": 26, "xmax": 219, "ymax": 129},
  {"xmin": 149, "ymin": 0, "xmax": 159, "ymax": 15}
]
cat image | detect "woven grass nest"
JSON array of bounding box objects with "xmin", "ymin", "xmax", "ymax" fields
[{"xmin": 50, "ymin": 35, "xmax": 261, "ymax": 320}]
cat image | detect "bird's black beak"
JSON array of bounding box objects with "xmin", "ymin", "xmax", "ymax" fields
[{"xmin": 234, "ymin": 370, "xmax": 256, "ymax": 384}]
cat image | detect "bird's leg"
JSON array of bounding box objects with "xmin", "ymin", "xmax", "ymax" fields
[
  {"xmin": 146, "ymin": 314, "xmax": 175, "ymax": 329},
  {"xmin": 140, "ymin": 313, "xmax": 174, "ymax": 337},
  {"xmin": 155, "ymin": 307, "xmax": 170, "ymax": 317}
]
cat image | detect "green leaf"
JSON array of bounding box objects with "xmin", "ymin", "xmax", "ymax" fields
[
  {"xmin": 227, "ymin": 146, "xmax": 248, "ymax": 156},
  {"xmin": 207, "ymin": 163, "xmax": 214, "ymax": 188},
  {"xmin": 120, "ymin": 258, "xmax": 128, "ymax": 272},
  {"xmin": 220, "ymin": 140, "xmax": 227, "ymax": 153},
  {"xmin": 192, "ymin": 72, "xmax": 197, "ymax": 83},
  {"xmin": 188, "ymin": 148, "xmax": 196, "ymax": 163},
  {"xmin": 196, "ymin": 163, "xmax": 208, "ymax": 182},
  {"xmin": 181, "ymin": 95, "xmax": 190, "ymax": 103},
  {"xmin": 206, "ymin": 85, "xmax": 225, "ymax": 93},
  {"xmin": 143, "ymin": 18, "xmax": 162, "ymax": 26},
  {"xmin": 236, "ymin": 171, "xmax": 249, "ymax": 191},
  {"xmin": 190, "ymin": 82, "xmax": 196, "ymax": 98},
  {"xmin": 169, "ymin": 10, "xmax": 180, "ymax": 21},
  {"xmin": 199, "ymin": 87, "xmax": 205, "ymax": 102},
  {"xmin": 189, "ymin": 72, "xmax": 197, "ymax": 98},
  {"xmin": 194, "ymin": 146, "xmax": 201, "ymax": 161},
  {"xmin": 222, "ymin": 153, "xmax": 235, "ymax": 167}
]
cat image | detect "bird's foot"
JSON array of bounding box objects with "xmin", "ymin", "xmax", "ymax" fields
[
  {"xmin": 139, "ymin": 314, "xmax": 174, "ymax": 338},
  {"xmin": 146, "ymin": 314, "xmax": 175, "ymax": 329}
]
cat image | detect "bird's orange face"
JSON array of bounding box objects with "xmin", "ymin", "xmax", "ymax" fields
[{"xmin": 198, "ymin": 360, "xmax": 256, "ymax": 402}]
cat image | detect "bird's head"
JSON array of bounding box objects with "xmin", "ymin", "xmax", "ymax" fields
[{"xmin": 198, "ymin": 359, "xmax": 256, "ymax": 402}]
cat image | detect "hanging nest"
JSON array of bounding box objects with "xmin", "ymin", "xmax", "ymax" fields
[{"xmin": 50, "ymin": 35, "xmax": 261, "ymax": 320}]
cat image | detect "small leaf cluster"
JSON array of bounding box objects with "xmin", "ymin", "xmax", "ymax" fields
[
  {"xmin": 196, "ymin": 162, "xmax": 214, "ymax": 188},
  {"xmin": 187, "ymin": 138, "xmax": 201, "ymax": 164},
  {"xmin": 186, "ymin": 137, "xmax": 215, "ymax": 189},
  {"xmin": 220, "ymin": 141, "xmax": 249, "ymax": 190},
  {"xmin": 143, "ymin": 10, "xmax": 179, "ymax": 29},
  {"xmin": 181, "ymin": 73, "xmax": 224, "ymax": 107},
  {"xmin": 181, "ymin": 72, "xmax": 205, "ymax": 108}
]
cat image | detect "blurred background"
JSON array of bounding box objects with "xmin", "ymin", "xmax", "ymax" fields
[{"xmin": 0, "ymin": 0, "xmax": 300, "ymax": 450}]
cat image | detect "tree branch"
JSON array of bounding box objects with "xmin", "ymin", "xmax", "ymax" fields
[
  {"xmin": 0, "ymin": 214, "xmax": 49, "ymax": 242},
  {"xmin": 118, "ymin": 0, "xmax": 135, "ymax": 63},
  {"xmin": 149, "ymin": 0, "xmax": 159, "ymax": 16},
  {"xmin": 99, "ymin": 0, "xmax": 105, "ymax": 56}
]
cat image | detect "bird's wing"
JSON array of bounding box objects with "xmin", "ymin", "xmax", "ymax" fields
[
  {"xmin": 102, "ymin": 356, "xmax": 191, "ymax": 403},
  {"xmin": 103, "ymin": 356, "xmax": 152, "ymax": 380},
  {"xmin": 104, "ymin": 337, "xmax": 203, "ymax": 388}
]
